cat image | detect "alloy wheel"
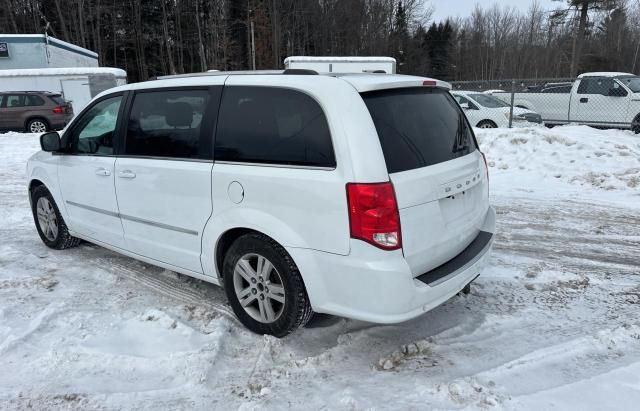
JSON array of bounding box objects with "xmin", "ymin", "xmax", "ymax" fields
[
  {"xmin": 233, "ymin": 253, "xmax": 286, "ymax": 323},
  {"xmin": 29, "ymin": 121, "xmax": 47, "ymax": 133},
  {"xmin": 36, "ymin": 197, "xmax": 58, "ymax": 241}
]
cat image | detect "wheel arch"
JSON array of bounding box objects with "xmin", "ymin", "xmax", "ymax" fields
[
  {"xmin": 202, "ymin": 209, "xmax": 312, "ymax": 280},
  {"xmin": 214, "ymin": 227, "xmax": 257, "ymax": 279},
  {"xmin": 27, "ymin": 163, "xmax": 68, "ymax": 223},
  {"xmin": 24, "ymin": 116, "xmax": 50, "ymax": 131},
  {"xmin": 632, "ymin": 112, "xmax": 640, "ymax": 133},
  {"xmin": 27, "ymin": 179, "xmax": 46, "ymax": 207},
  {"xmin": 476, "ymin": 119, "xmax": 498, "ymax": 128}
]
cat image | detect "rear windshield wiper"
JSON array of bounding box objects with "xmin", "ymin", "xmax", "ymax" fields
[{"xmin": 452, "ymin": 115, "xmax": 469, "ymax": 153}]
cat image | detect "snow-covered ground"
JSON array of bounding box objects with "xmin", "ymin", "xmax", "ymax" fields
[{"xmin": 1, "ymin": 126, "xmax": 639, "ymax": 410}]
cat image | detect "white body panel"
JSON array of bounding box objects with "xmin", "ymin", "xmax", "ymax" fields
[
  {"xmin": 571, "ymin": 92, "xmax": 631, "ymax": 124},
  {"xmin": 114, "ymin": 158, "xmax": 213, "ymax": 273},
  {"xmin": 390, "ymin": 153, "xmax": 489, "ymax": 275},
  {"xmin": 27, "ymin": 71, "xmax": 495, "ymax": 324},
  {"xmin": 290, "ymin": 207, "xmax": 495, "ymax": 323},
  {"xmin": 56, "ymin": 155, "xmax": 125, "ymax": 247}
]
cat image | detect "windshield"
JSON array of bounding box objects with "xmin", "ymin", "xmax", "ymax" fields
[
  {"xmin": 469, "ymin": 94, "xmax": 511, "ymax": 108},
  {"xmin": 618, "ymin": 76, "xmax": 640, "ymax": 93},
  {"xmin": 361, "ymin": 87, "xmax": 476, "ymax": 173}
]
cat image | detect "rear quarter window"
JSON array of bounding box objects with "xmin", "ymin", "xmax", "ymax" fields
[
  {"xmin": 215, "ymin": 86, "xmax": 336, "ymax": 168},
  {"xmin": 362, "ymin": 87, "xmax": 477, "ymax": 173},
  {"xmin": 48, "ymin": 95, "xmax": 67, "ymax": 106},
  {"xmin": 26, "ymin": 95, "xmax": 45, "ymax": 106}
]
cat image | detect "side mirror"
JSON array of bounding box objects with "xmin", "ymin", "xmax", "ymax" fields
[
  {"xmin": 40, "ymin": 131, "xmax": 61, "ymax": 152},
  {"xmin": 608, "ymin": 87, "xmax": 627, "ymax": 97},
  {"xmin": 460, "ymin": 102, "xmax": 470, "ymax": 110}
]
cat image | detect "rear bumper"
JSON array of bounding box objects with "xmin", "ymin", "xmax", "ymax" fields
[{"xmin": 288, "ymin": 206, "xmax": 496, "ymax": 324}]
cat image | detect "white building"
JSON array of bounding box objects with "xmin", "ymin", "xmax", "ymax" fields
[{"xmin": 0, "ymin": 34, "xmax": 99, "ymax": 70}]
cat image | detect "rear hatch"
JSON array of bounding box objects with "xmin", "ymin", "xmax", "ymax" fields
[
  {"xmin": 361, "ymin": 86, "xmax": 489, "ymax": 276},
  {"xmin": 49, "ymin": 94, "xmax": 74, "ymax": 115}
]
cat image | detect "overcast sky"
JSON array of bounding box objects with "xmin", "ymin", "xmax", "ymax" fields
[{"xmin": 429, "ymin": 0, "xmax": 562, "ymax": 22}]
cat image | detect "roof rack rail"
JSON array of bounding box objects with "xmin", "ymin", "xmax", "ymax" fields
[{"xmin": 283, "ymin": 69, "xmax": 318, "ymax": 75}]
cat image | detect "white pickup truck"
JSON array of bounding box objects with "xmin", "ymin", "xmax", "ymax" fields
[{"xmin": 490, "ymin": 72, "xmax": 640, "ymax": 133}]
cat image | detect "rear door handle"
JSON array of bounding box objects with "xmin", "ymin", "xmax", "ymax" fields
[
  {"xmin": 580, "ymin": 98, "xmax": 589, "ymax": 103},
  {"xmin": 95, "ymin": 168, "xmax": 111, "ymax": 176},
  {"xmin": 118, "ymin": 170, "xmax": 136, "ymax": 179}
]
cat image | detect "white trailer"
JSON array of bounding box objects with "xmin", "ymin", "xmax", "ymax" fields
[
  {"xmin": 284, "ymin": 56, "xmax": 396, "ymax": 74},
  {"xmin": 0, "ymin": 67, "xmax": 127, "ymax": 113}
]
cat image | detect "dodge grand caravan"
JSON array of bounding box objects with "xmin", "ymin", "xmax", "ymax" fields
[{"xmin": 27, "ymin": 71, "xmax": 495, "ymax": 337}]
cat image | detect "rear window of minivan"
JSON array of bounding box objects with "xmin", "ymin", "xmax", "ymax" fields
[{"xmin": 362, "ymin": 87, "xmax": 477, "ymax": 173}]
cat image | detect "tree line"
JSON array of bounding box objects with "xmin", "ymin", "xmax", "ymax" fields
[{"xmin": 2, "ymin": 0, "xmax": 639, "ymax": 82}]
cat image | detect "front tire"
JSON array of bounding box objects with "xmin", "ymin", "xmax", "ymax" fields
[
  {"xmin": 27, "ymin": 118, "xmax": 49, "ymax": 133},
  {"xmin": 31, "ymin": 185, "xmax": 81, "ymax": 249},
  {"xmin": 477, "ymin": 120, "xmax": 497, "ymax": 129},
  {"xmin": 222, "ymin": 233, "xmax": 313, "ymax": 337}
]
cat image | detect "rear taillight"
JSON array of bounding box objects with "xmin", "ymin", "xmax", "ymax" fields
[
  {"xmin": 422, "ymin": 80, "xmax": 437, "ymax": 87},
  {"xmin": 52, "ymin": 106, "xmax": 65, "ymax": 114},
  {"xmin": 346, "ymin": 182, "xmax": 402, "ymax": 250}
]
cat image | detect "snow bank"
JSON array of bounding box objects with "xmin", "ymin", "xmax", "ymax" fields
[{"xmin": 476, "ymin": 125, "xmax": 640, "ymax": 206}]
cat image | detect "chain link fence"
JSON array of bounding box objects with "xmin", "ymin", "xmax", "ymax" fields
[{"xmin": 449, "ymin": 77, "xmax": 640, "ymax": 133}]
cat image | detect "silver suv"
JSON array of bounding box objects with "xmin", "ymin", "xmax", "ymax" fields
[{"xmin": 0, "ymin": 91, "xmax": 73, "ymax": 133}]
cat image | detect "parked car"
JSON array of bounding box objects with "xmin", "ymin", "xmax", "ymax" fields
[
  {"xmin": 452, "ymin": 90, "xmax": 542, "ymax": 128},
  {"xmin": 0, "ymin": 67, "xmax": 127, "ymax": 114},
  {"xmin": 27, "ymin": 71, "xmax": 495, "ymax": 337},
  {"xmin": 0, "ymin": 91, "xmax": 73, "ymax": 133},
  {"xmin": 489, "ymin": 72, "xmax": 640, "ymax": 132}
]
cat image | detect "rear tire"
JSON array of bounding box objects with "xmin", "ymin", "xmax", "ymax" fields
[
  {"xmin": 31, "ymin": 185, "xmax": 81, "ymax": 249},
  {"xmin": 222, "ymin": 233, "xmax": 313, "ymax": 337},
  {"xmin": 26, "ymin": 118, "xmax": 49, "ymax": 133},
  {"xmin": 632, "ymin": 115, "xmax": 640, "ymax": 134},
  {"xmin": 477, "ymin": 120, "xmax": 497, "ymax": 129}
]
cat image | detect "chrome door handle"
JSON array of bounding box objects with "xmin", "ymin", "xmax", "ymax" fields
[
  {"xmin": 95, "ymin": 168, "xmax": 111, "ymax": 176},
  {"xmin": 118, "ymin": 170, "xmax": 136, "ymax": 179}
]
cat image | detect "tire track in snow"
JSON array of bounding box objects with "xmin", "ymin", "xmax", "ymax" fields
[{"xmin": 92, "ymin": 256, "xmax": 236, "ymax": 321}]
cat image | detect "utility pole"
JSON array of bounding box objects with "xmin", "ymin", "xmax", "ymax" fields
[
  {"xmin": 272, "ymin": 0, "xmax": 279, "ymax": 68},
  {"xmin": 247, "ymin": 2, "xmax": 256, "ymax": 70},
  {"xmin": 633, "ymin": 37, "xmax": 640, "ymax": 74},
  {"xmin": 250, "ymin": 20, "xmax": 256, "ymax": 70}
]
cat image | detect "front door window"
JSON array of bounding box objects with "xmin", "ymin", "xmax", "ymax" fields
[{"xmin": 67, "ymin": 96, "xmax": 122, "ymax": 155}]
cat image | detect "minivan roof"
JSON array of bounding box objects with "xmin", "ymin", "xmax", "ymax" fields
[{"xmin": 152, "ymin": 71, "xmax": 451, "ymax": 93}]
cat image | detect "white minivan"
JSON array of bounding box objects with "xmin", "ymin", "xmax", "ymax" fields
[{"xmin": 28, "ymin": 71, "xmax": 495, "ymax": 337}]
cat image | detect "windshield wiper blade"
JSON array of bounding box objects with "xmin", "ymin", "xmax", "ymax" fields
[{"xmin": 453, "ymin": 115, "xmax": 469, "ymax": 153}]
